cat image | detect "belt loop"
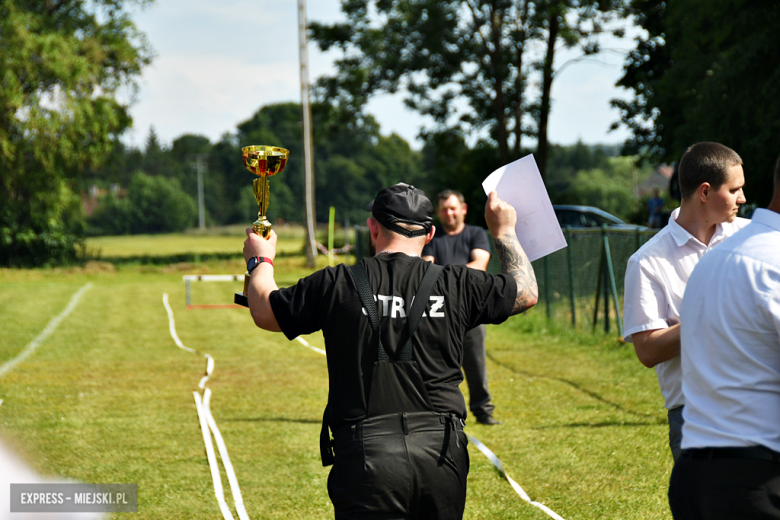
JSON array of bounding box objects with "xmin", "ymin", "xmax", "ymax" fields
[
  {"xmin": 350, "ymin": 424, "xmax": 356, "ymax": 442},
  {"xmin": 401, "ymin": 412, "xmax": 409, "ymax": 435},
  {"xmin": 447, "ymin": 415, "xmax": 460, "ymax": 448}
]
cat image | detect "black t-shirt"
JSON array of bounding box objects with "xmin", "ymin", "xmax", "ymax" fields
[
  {"xmin": 422, "ymin": 224, "xmax": 491, "ymax": 266},
  {"xmin": 269, "ymin": 254, "xmax": 516, "ymax": 430}
]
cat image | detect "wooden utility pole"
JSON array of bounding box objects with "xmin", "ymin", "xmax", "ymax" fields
[
  {"xmin": 298, "ymin": 0, "xmax": 317, "ymax": 267},
  {"xmin": 190, "ymin": 154, "xmax": 207, "ymax": 230}
]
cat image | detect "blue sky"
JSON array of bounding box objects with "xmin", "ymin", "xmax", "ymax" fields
[{"xmin": 124, "ymin": 0, "xmax": 640, "ymax": 150}]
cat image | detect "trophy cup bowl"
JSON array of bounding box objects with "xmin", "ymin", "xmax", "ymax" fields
[
  {"xmin": 242, "ymin": 145, "xmax": 289, "ymax": 238},
  {"xmin": 235, "ymin": 145, "xmax": 289, "ymax": 308}
]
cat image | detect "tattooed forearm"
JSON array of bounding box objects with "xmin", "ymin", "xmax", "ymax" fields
[{"xmin": 494, "ymin": 233, "xmax": 538, "ymax": 315}]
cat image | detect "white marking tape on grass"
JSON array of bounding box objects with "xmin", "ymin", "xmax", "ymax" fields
[
  {"xmin": 0, "ymin": 283, "xmax": 92, "ymax": 379},
  {"xmin": 162, "ymin": 293, "xmax": 250, "ymax": 520},
  {"xmin": 295, "ymin": 336, "xmax": 326, "ymax": 355},
  {"xmin": 203, "ymin": 388, "xmax": 250, "ymax": 520},
  {"xmin": 298, "ymin": 343, "xmax": 564, "ymax": 519},
  {"xmin": 163, "ymin": 293, "xmax": 213, "ymax": 389},
  {"xmin": 194, "ymin": 391, "xmax": 235, "ymax": 520},
  {"xmin": 466, "ymin": 434, "xmax": 566, "ymax": 520}
]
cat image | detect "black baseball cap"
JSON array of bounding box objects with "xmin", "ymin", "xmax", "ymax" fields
[{"xmin": 365, "ymin": 183, "xmax": 434, "ymax": 238}]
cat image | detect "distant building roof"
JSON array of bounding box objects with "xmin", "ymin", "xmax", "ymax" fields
[{"xmin": 638, "ymin": 165, "xmax": 673, "ymax": 196}]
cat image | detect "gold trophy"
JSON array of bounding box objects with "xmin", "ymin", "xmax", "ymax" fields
[{"xmin": 235, "ymin": 145, "xmax": 289, "ymax": 307}]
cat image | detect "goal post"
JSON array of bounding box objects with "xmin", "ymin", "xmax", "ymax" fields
[{"xmin": 183, "ymin": 275, "xmax": 245, "ymax": 309}]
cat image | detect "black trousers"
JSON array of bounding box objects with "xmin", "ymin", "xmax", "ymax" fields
[
  {"xmin": 327, "ymin": 413, "xmax": 469, "ymax": 520},
  {"xmin": 669, "ymin": 448, "xmax": 780, "ymax": 519},
  {"xmin": 462, "ymin": 325, "xmax": 493, "ymax": 418}
]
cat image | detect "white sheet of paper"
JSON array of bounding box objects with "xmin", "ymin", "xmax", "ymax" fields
[{"xmin": 482, "ymin": 154, "xmax": 567, "ymax": 262}]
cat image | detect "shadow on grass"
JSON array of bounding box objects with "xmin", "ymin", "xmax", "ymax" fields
[
  {"xmin": 225, "ymin": 416, "xmax": 320, "ymax": 424},
  {"xmin": 486, "ymin": 351, "xmax": 651, "ymax": 419}
]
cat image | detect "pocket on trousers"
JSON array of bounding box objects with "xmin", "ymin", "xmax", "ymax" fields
[
  {"xmin": 328, "ymin": 437, "xmax": 373, "ymax": 509},
  {"xmin": 362, "ymin": 434, "xmax": 406, "ymax": 488}
]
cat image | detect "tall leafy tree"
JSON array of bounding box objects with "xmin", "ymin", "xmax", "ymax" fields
[
  {"xmin": 310, "ymin": 0, "xmax": 624, "ymax": 180},
  {"xmin": 613, "ymin": 0, "xmax": 780, "ymax": 205},
  {"xmin": 533, "ymin": 0, "xmax": 623, "ymax": 179},
  {"xmin": 0, "ymin": 0, "xmax": 153, "ymax": 266}
]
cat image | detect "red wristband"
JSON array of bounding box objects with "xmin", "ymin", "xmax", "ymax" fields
[{"xmin": 247, "ymin": 256, "xmax": 273, "ymax": 273}]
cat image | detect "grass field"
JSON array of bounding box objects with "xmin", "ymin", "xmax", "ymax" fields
[
  {"xmin": 0, "ymin": 231, "xmax": 673, "ymax": 519},
  {"xmin": 85, "ymin": 224, "xmax": 349, "ymax": 259}
]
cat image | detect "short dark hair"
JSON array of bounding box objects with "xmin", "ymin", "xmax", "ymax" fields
[
  {"xmin": 678, "ymin": 142, "xmax": 742, "ymax": 200},
  {"xmin": 436, "ymin": 189, "xmax": 465, "ymax": 206},
  {"xmin": 376, "ymin": 220, "xmax": 425, "ymax": 240}
]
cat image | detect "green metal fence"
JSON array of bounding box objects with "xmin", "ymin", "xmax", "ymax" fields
[{"xmin": 353, "ymin": 225, "xmax": 658, "ymax": 337}]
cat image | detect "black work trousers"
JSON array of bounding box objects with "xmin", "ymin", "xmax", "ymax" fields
[
  {"xmin": 327, "ymin": 412, "xmax": 469, "ymax": 520},
  {"xmin": 462, "ymin": 325, "xmax": 493, "ymax": 418},
  {"xmin": 669, "ymin": 448, "xmax": 780, "ymax": 519}
]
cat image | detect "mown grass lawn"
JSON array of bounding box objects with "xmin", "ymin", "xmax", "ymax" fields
[
  {"xmin": 84, "ymin": 223, "xmax": 349, "ymax": 259},
  {"xmin": 0, "ymin": 234, "xmax": 672, "ymax": 519}
]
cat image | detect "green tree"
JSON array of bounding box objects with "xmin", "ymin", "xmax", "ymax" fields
[
  {"xmin": 87, "ymin": 171, "xmax": 196, "ymax": 234},
  {"xmin": 563, "ymin": 166, "xmax": 634, "ymax": 219},
  {"xmin": 168, "ymin": 134, "xmax": 218, "ymax": 223},
  {"xmin": 612, "ymin": 0, "xmax": 780, "ymax": 205},
  {"xmin": 126, "ymin": 172, "xmax": 196, "ymax": 233},
  {"xmin": 142, "ymin": 127, "xmax": 176, "ymax": 178},
  {"xmin": 310, "ymin": 0, "xmax": 624, "ymax": 179},
  {"xmin": 0, "ymin": 0, "xmax": 153, "ymax": 266},
  {"xmin": 81, "ymin": 141, "xmax": 144, "ymax": 192}
]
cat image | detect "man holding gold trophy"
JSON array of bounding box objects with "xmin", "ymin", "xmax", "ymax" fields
[
  {"xmin": 234, "ymin": 145, "xmax": 289, "ymax": 308},
  {"xmin": 239, "ymin": 149, "xmax": 538, "ymax": 518}
]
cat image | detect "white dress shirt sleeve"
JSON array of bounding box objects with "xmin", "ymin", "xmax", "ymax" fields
[
  {"xmin": 623, "ymin": 255, "xmax": 671, "ymax": 343},
  {"xmin": 767, "ymin": 283, "xmax": 780, "ymax": 339}
]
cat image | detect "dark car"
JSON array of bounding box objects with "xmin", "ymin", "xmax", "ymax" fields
[{"xmin": 553, "ymin": 205, "xmax": 647, "ymax": 230}]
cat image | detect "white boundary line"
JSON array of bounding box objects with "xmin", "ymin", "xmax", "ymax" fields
[
  {"xmin": 163, "ymin": 293, "xmax": 213, "ymax": 389},
  {"xmin": 466, "ymin": 434, "xmax": 566, "ymax": 520},
  {"xmin": 162, "ymin": 293, "xmax": 250, "ymax": 520},
  {"xmin": 298, "ymin": 335, "xmax": 566, "ymax": 519},
  {"xmin": 0, "ymin": 283, "xmax": 92, "ymax": 379},
  {"xmin": 194, "ymin": 391, "xmax": 235, "ymax": 520},
  {"xmin": 294, "ymin": 336, "xmax": 326, "ymax": 355},
  {"xmin": 203, "ymin": 388, "xmax": 250, "ymax": 520}
]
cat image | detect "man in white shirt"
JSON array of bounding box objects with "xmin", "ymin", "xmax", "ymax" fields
[
  {"xmin": 622, "ymin": 142, "xmax": 749, "ymax": 461},
  {"xmin": 669, "ymin": 158, "xmax": 780, "ymax": 519}
]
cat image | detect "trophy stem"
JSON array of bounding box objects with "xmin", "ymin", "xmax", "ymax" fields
[{"xmin": 252, "ymin": 176, "xmax": 272, "ymax": 238}]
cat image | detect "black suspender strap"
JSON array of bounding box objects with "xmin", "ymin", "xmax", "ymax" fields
[
  {"xmin": 322, "ymin": 262, "xmax": 383, "ymax": 466},
  {"xmin": 396, "ymin": 263, "xmax": 443, "ymax": 361},
  {"xmin": 349, "ymin": 261, "xmax": 388, "ymax": 360},
  {"xmin": 348, "ymin": 261, "xmax": 443, "ymax": 361}
]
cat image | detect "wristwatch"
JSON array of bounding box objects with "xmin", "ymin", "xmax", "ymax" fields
[{"xmin": 247, "ymin": 256, "xmax": 273, "ymax": 274}]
